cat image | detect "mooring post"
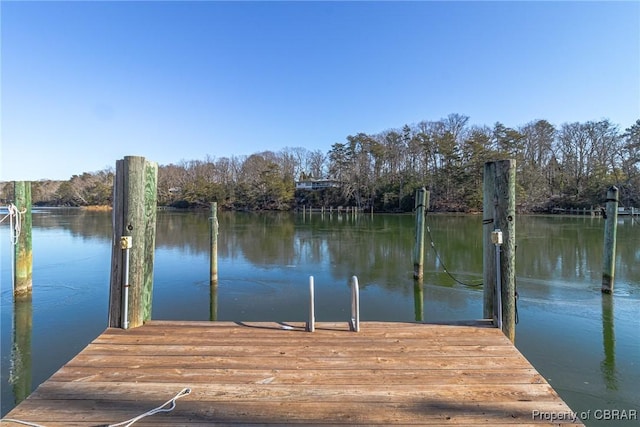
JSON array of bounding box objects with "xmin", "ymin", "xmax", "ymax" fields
[
  {"xmin": 483, "ymin": 160, "xmax": 516, "ymax": 342},
  {"xmin": 108, "ymin": 156, "xmax": 158, "ymax": 329},
  {"xmin": 13, "ymin": 181, "xmax": 33, "ymax": 298},
  {"xmin": 601, "ymin": 186, "xmax": 619, "ymax": 293},
  {"xmin": 482, "ymin": 163, "xmax": 496, "ymax": 320},
  {"xmin": 413, "ymin": 187, "xmax": 428, "ymax": 279},
  {"xmin": 210, "ymin": 202, "xmax": 219, "ymax": 283}
]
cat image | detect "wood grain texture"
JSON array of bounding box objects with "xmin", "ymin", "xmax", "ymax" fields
[{"xmin": 3, "ymin": 321, "xmax": 583, "ymax": 426}]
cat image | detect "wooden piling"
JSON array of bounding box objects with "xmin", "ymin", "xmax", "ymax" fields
[
  {"xmin": 413, "ymin": 187, "xmax": 429, "ymax": 279},
  {"xmin": 601, "ymin": 186, "xmax": 618, "ymax": 293},
  {"xmin": 482, "ymin": 163, "xmax": 496, "ymax": 320},
  {"xmin": 13, "ymin": 181, "xmax": 32, "ymax": 297},
  {"xmin": 483, "ymin": 160, "xmax": 516, "ymax": 342},
  {"xmin": 210, "ymin": 202, "xmax": 219, "ymax": 283},
  {"xmin": 109, "ymin": 156, "xmax": 158, "ymax": 329}
]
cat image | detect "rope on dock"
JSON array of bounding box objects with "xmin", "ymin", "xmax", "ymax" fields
[
  {"xmin": 108, "ymin": 387, "xmax": 192, "ymax": 427},
  {"xmin": 0, "ymin": 388, "xmax": 192, "ymax": 427},
  {"xmin": 1, "ymin": 204, "xmax": 27, "ymax": 294}
]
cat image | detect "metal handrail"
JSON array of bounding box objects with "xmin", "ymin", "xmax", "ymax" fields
[
  {"xmin": 306, "ymin": 276, "xmax": 315, "ymax": 332},
  {"xmin": 350, "ymin": 276, "xmax": 360, "ymax": 332}
]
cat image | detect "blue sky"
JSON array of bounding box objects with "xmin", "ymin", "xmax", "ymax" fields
[{"xmin": 1, "ymin": 1, "xmax": 639, "ymax": 181}]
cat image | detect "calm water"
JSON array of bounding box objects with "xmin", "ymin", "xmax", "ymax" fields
[{"xmin": 1, "ymin": 209, "xmax": 638, "ymax": 425}]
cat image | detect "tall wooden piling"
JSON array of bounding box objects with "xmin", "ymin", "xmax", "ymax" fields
[
  {"xmin": 109, "ymin": 156, "xmax": 158, "ymax": 329},
  {"xmin": 413, "ymin": 187, "xmax": 429, "ymax": 279},
  {"xmin": 483, "ymin": 160, "xmax": 516, "ymax": 342},
  {"xmin": 210, "ymin": 202, "xmax": 219, "ymax": 320},
  {"xmin": 210, "ymin": 202, "xmax": 219, "ymax": 283},
  {"xmin": 13, "ymin": 181, "xmax": 33, "ymax": 297},
  {"xmin": 601, "ymin": 186, "xmax": 618, "ymax": 293}
]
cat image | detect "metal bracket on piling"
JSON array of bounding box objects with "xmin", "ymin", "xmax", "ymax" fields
[
  {"xmin": 306, "ymin": 276, "xmax": 315, "ymax": 332},
  {"xmin": 120, "ymin": 236, "xmax": 133, "ymax": 330},
  {"xmin": 350, "ymin": 276, "xmax": 360, "ymax": 332}
]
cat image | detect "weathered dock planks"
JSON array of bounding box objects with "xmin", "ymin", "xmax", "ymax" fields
[{"xmin": 3, "ymin": 321, "xmax": 584, "ymax": 426}]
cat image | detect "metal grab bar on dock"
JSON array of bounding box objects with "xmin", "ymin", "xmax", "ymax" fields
[
  {"xmin": 306, "ymin": 276, "xmax": 315, "ymax": 332},
  {"xmin": 350, "ymin": 276, "xmax": 360, "ymax": 332}
]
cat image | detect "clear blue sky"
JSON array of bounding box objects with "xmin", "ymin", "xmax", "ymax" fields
[{"xmin": 1, "ymin": 1, "xmax": 639, "ymax": 181}]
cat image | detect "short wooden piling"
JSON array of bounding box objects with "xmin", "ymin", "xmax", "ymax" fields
[
  {"xmin": 601, "ymin": 186, "xmax": 618, "ymax": 293},
  {"xmin": 413, "ymin": 187, "xmax": 429, "ymax": 279},
  {"xmin": 13, "ymin": 181, "xmax": 32, "ymax": 297},
  {"xmin": 210, "ymin": 202, "xmax": 219, "ymax": 283},
  {"xmin": 483, "ymin": 160, "xmax": 516, "ymax": 342},
  {"xmin": 109, "ymin": 156, "xmax": 158, "ymax": 329}
]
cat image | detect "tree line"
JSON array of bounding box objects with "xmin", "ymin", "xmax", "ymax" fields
[{"xmin": 2, "ymin": 115, "xmax": 639, "ymax": 212}]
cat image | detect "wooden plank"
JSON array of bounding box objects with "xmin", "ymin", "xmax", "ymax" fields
[
  {"xmin": 50, "ymin": 366, "xmax": 546, "ymax": 386},
  {"xmin": 5, "ymin": 399, "xmax": 584, "ymax": 425},
  {"xmin": 3, "ymin": 321, "xmax": 583, "ymax": 426},
  {"xmin": 78, "ymin": 343, "xmax": 523, "ymax": 357},
  {"xmin": 31, "ymin": 381, "xmax": 563, "ymax": 403}
]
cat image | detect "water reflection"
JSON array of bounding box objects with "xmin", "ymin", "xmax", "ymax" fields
[
  {"xmin": 413, "ymin": 280, "xmax": 424, "ymax": 322},
  {"xmin": 210, "ymin": 282, "xmax": 218, "ymax": 321},
  {"xmin": 601, "ymin": 294, "xmax": 617, "ymax": 390},
  {"xmin": 2, "ymin": 209, "xmax": 639, "ymax": 421},
  {"xmin": 10, "ymin": 295, "xmax": 32, "ymax": 405}
]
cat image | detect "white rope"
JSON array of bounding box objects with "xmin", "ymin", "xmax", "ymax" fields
[
  {"xmin": 0, "ymin": 388, "xmax": 192, "ymax": 427},
  {"xmin": 108, "ymin": 387, "xmax": 192, "ymax": 427},
  {"xmin": 3, "ymin": 204, "xmax": 26, "ymax": 294},
  {"xmin": 0, "ymin": 419, "xmax": 45, "ymax": 427},
  {"xmin": 2, "ymin": 204, "xmax": 26, "ymax": 245}
]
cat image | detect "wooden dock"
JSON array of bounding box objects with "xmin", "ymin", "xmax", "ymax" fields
[{"xmin": 3, "ymin": 321, "xmax": 583, "ymax": 426}]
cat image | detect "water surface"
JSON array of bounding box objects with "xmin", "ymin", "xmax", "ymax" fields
[{"xmin": 1, "ymin": 209, "xmax": 638, "ymax": 425}]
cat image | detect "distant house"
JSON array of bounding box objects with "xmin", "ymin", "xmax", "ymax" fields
[{"xmin": 295, "ymin": 179, "xmax": 340, "ymax": 191}]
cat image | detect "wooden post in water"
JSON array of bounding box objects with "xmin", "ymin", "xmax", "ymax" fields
[
  {"xmin": 210, "ymin": 202, "xmax": 219, "ymax": 283},
  {"xmin": 413, "ymin": 187, "xmax": 429, "ymax": 279},
  {"xmin": 601, "ymin": 186, "xmax": 618, "ymax": 293},
  {"xmin": 483, "ymin": 160, "xmax": 516, "ymax": 342},
  {"xmin": 13, "ymin": 181, "xmax": 33, "ymax": 298},
  {"xmin": 109, "ymin": 156, "xmax": 158, "ymax": 329},
  {"xmin": 210, "ymin": 201, "xmax": 219, "ymax": 321},
  {"xmin": 482, "ymin": 163, "xmax": 496, "ymax": 320}
]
